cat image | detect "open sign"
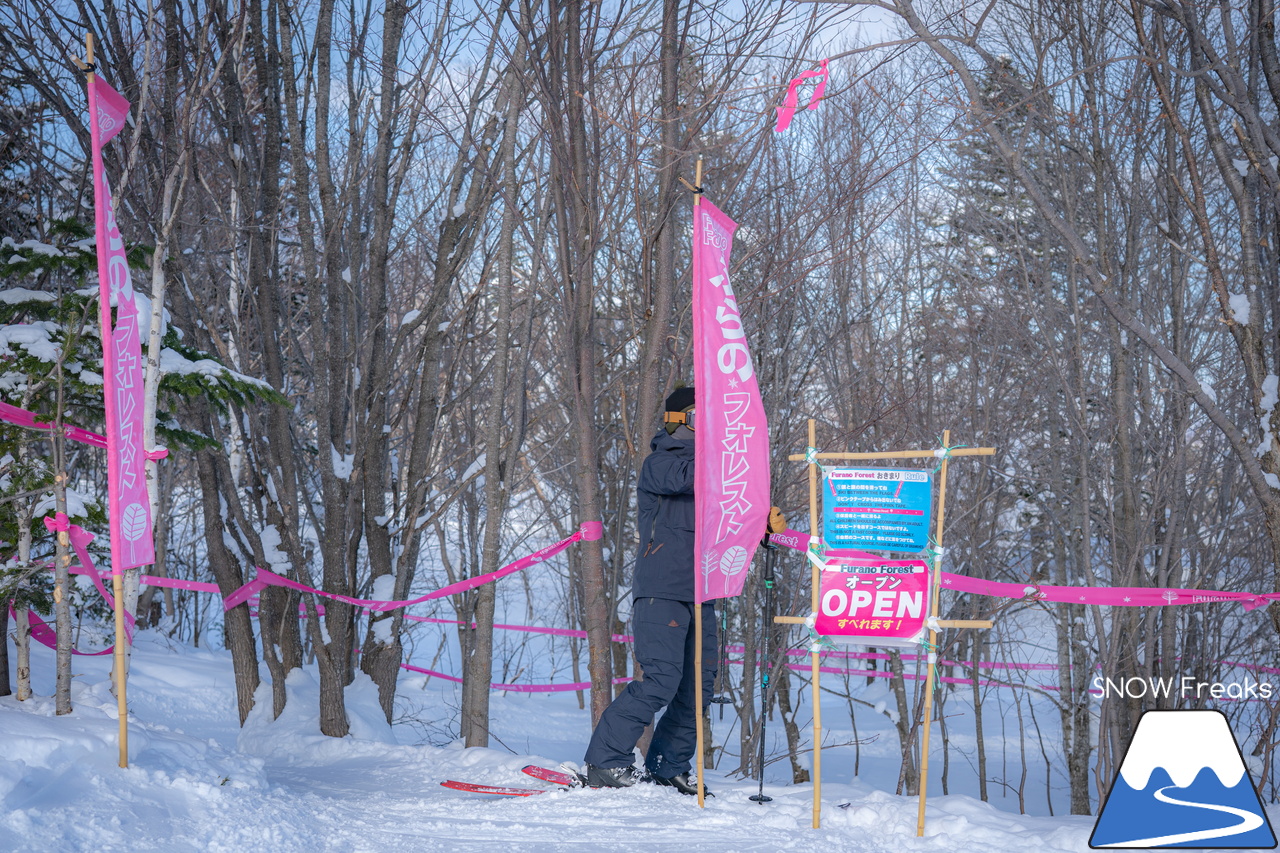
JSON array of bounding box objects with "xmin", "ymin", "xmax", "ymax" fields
[
  {"xmin": 822, "ymin": 468, "xmax": 932, "ymax": 553},
  {"xmin": 814, "ymin": 558, "xmax": 930, "ymax": 647}
]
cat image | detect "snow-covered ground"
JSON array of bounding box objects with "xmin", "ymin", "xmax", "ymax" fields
[{"xmin": 3, "ymin": 633, "xmax": 1115, "ymax": 851}]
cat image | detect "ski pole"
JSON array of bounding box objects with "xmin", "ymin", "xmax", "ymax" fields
[{"xmin": 751, "ymin": 540, "xmax": 776, "ymax": 804}]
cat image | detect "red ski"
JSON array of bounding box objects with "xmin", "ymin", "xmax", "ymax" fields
[
  {"xmin": 521, "ymin": 765, "xmax": 583, "ymax": 787},
  {"xmin": 440, "ymin": 766, "xmax": 583, "ymax": 797},
  {"xmin": 440, "ymin": 779, "xmax": 547, "ymax": 797}
]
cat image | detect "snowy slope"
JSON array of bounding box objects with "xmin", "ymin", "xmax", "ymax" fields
[{"xmin": 2, "ymin": 632, "xmax": 1103, "ymax": 852}]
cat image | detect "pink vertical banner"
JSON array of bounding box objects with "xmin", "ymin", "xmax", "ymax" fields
[
  {"xmin": 691, "ymin": 197, "xmax": 770, "ymax": 603},
  {"xmin": 88, "ymin": 75, "xmax": 154, "ymax": 571}
]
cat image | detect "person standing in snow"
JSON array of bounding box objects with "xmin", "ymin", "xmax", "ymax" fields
[{"xmin": 583, "ymin": 387, "xmax": 785, "ymax": 795}]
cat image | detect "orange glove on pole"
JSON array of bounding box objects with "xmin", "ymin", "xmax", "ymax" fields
[{"xmin": 767, "ymin": 506, "xmax": 787, "ymax": 534}]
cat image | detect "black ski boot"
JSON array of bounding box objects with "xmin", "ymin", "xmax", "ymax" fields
[
  {"xmin": 652, "ymin": 772, "xmax": 713, "ymax": 797},
  {"xmin": 585, "ymin": 764, "xmax": 644, "ymax": 788}
]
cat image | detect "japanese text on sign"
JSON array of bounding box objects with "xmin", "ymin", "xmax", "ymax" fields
[
  {"xmin": 815, "ymin": 559, "xmax": 930, "ymax": 647},
  {"xmin": 822, "ymin": 468, "xmax": 932, "ymax": 553}
]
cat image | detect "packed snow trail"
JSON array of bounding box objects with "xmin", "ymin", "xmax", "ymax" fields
[{"xmin": 2, "ymin": 632, "xmax": 1102, "ymax": 851}]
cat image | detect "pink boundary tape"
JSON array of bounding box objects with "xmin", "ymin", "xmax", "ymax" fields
[
  {"xmin": 0, "ymin": 396, "xmax": 168, "ymax": 461},
  {"xmin": 18, "ymin": 523, "xmax": 1280, "ymax": 692},
  {"xmin": 11, "ymin": 606, "xmax": 114, "ymax": 657},
  {"xmin": 17, "ymin": 520, "xmax": 609, "ymax": 676},
  {"xmin": 221, "ymin": 520, "xmax": 603, "ymax": 611},
  {"xmin": 765, "ymin": 529, "xmax": 1280, "ymax": 611}
]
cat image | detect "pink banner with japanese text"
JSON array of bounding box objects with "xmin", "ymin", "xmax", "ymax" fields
[
  {"xmin": 691, "ymin": 197, "xmax": 770, "ymax": 603},
  {"xmin": 815, "ymin": 559, "xmax": 930, "ymax": 647},
  {"xmin": 88, "ymin": 74, "xmax": 154, "ymax": 571}
]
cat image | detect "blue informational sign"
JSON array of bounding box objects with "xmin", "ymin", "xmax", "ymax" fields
[{"xmin": 822, "ymin": 468, "xmax": 933, "ymax": 553}]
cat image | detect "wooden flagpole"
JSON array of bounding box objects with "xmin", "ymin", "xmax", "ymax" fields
[
  {"xmin": 807, "ymin": 418, "xmax": 822, "ymax": 828},
  {"xmin": 915, "ymin": 430, "xmax": 951, "ymax": 836},
  {"xmin": 691, "ymin": 156, "xmax": 707, "ymax": 808},
  {"xmin": 84, "ymin": 31, "xmax": 130, "ymax": 769}
]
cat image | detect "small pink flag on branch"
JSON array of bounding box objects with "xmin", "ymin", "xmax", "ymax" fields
[
  {"xmin": 775, "ymin": 58, "xmax": 829, "ymax": 132},
  {"xmin": 691, "ymin": 197, "xmax": 771, "ymax": 602},
  {"xmin": 87, "ymin": 74, "xmax": 154, "ymax": 571}
]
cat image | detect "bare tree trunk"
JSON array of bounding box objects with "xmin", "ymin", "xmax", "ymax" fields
[
  {"xmin": 51, "ymin": 433, "xmax": 73, "ymax": 715},
  {"xmin": 774, "ymin": 657, "xmax": 809, "ymax": 784},
  {"xmin": 194, "ymin": 448, "xmax": 259, "ymax": 724},
  {"xmin": 132, "ymin": 0, "xmax": 196, "ymax": 659},
  {"xmin": 351, "ymin": 0, "xmax": 411, "ymax": 725},
  {"xmin": 462, "ymin": 61, "xmax": 527, "ymax": 747},
  {"xmin": 738, "ymin": 575, "xmax": 760, "ymax": 776},
  {"xmin": 0, "ymin": 607, "xmax": 9, "ymax": 697},
  {"xmin": 970, "ymin": 618, "xmax": 988, "ymax": 802},
  {"xmin": 540, "ymin": 0, "xmax": 613, "ymax": 724},
  {"xmin": 365, "ymin": 9, "xmax": 513, "ymax": 724},
  {"xmin": 15, "ymin": 495, "xmax": 33, "ymax": 701},
  {"xmin": 888, "ymin": 650, "xmax": 919, "ymax": 796},
  {"xmin": 274, "ymin": 0, "xmax": 352, "ymax": 739},
  {"xmin": 14, "ymin": 606, "xmax": 30, "ymax": 701},
  {"xmin": 631, "ymin": 0, "xmax": 685, "ymax": 473},
  {"xmin": 628, "ymin": 0, "xmax": 685, "ymax": 750}
]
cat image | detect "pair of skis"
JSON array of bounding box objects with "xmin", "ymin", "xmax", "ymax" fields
[{"xmin": 440, "ymin": 764, "xmax": 584, "ymax": 797}]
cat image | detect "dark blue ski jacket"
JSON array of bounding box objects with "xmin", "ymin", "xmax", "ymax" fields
[{"xmin": 632, "ymin": 428, "xmax": 697, "ymax": 602}]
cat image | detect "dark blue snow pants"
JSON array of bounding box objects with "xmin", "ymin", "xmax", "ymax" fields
[{"xmin": 583, "ymin": 597, "xmax": 718, "ymax": 778}]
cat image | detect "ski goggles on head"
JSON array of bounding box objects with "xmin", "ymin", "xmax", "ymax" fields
[{"xmin": 663, "ymin": 409, "xmax": 695, "ymax": 431}]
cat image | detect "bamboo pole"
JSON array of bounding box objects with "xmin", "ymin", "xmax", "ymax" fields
[
  {"xmin": 808, "ymin": 418, "xmax": 821, "ymax": 828},
  {"xmin": 692, "ymin": 156, "xmax": 707, "ymax": 809},
  {"xmin": 85, "ymin": 32, "xmax": 129, "ymax": 770},
  {"xmin": 915, "ymin": 430, "xmax": 953, "ymax": 836}
]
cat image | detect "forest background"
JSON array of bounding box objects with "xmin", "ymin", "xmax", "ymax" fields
[{"xmin": 3, "ymin": 0, "xmax": 1280, "ymax": 819}]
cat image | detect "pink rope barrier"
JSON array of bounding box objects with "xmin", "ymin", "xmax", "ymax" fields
[
  {"xmin": 19, "ymin": 520, "xmax": 606, "ymax": 665},
  {"xmin": 766, "ymin": 528, "xmax": 1280, "ymax": 611},
  {"xmin": 18, "ymin": 521, "xmax": 1280, "ymax": 693},
  {"xmin": 941, "ymin": 572, "xmax": 1280, "ymax": 611},
  {"xmin": 221, "ymin": 521, "xmax": 603, "ymax": 611},
  {"xmin": 0, "ymin": 400, "xmax": 167, "ymax": 460},
  {"xmin": 10, "ymin": 606, "xmax": 114, "ymax": 656},
  {"xmin": 720, "ymin": 643, "xmax": 1061, "ymax": 673},
  {"xmin": 42, "ymin": 514, "xmax": 135, "ymax": 642},
  {"xmin": 400, "ymin": 661, "xmax": 634, "ymax": 693}
]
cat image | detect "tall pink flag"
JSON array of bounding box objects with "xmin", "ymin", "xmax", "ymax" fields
[
  {"xmin": 692, "ymin": 197, "xmax": 770, "ymax": 603},
  {"xmin": 88, "ymin": 75, "xmax": 154, "ymax": 570}
]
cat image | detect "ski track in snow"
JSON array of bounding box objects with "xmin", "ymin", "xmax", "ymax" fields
[{"xmin": 1, "ymin": 633, "xmax": 1115, "ymax": 852}]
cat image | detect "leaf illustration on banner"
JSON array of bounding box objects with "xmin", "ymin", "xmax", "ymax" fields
[
  {"xmin": 121, "ymin": 502, "xmax": 149, "ymax": 541},
  {"xmin": 719, "ymin": 546, "xmax": 749, "ymax": 577}
]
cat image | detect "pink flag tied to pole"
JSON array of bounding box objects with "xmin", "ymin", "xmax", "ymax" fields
[
  {"xmin": 692, "ymin": 197, "xmax": 770, "ymax": 603},
  {"xmin": 775, "ymin": 58, "xmax": 829, "ymax": 132},
  {"xmin": 88, "ymin": 74, "xmax": 154, "ymax": 571}
]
